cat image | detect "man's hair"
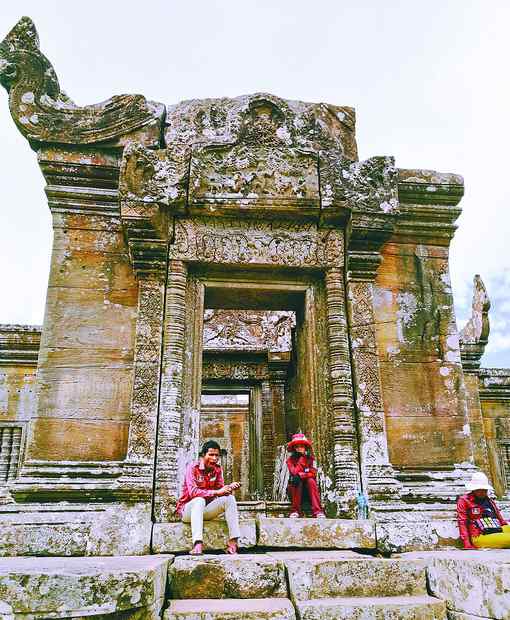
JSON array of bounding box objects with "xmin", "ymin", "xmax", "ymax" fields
[{"xmin": 200, "ymin": 439, "xmax": 222, "ymax": 456}]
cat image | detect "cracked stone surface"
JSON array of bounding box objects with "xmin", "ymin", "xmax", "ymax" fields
[
  {"xmin": 257, "ymin": 517, "xmax": 375, "ymax": 549},
  {"xmin": 0, "ymin": 555, "xmax": 171, "ymax": 617},
  {"xmin": 152, "ymin": 520, "xmax": 257, "ymax": 553},
  {"xmin": 169, "ymin": 554, "xmax": 287, "ymax": 599}
]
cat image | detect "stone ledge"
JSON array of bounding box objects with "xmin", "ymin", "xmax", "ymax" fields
[
  {"xmin": 165, "ymin": 598, "xmax": 296, "ymax": 620},
  {"xmin": 0, "ymin": 555, "xmax": 172, "ymax": 618},
  {"xmin": 281, "ymin": 553, "xmax": 427, "ymax": 600},
  {"xmin": 152, "ymin": 519, "xmax": 257, "ymax": 553},
  {"xmin": 257, "ymin": 517, "xmax": 375, "ymax": 549},
  {"xmin": 0, "ymin": 503, "xmax": 152, "ymax": 556},
  {"xmin": 375, "ymin": 520, "xmax": 461, "ymax": 553},
  {"xmin": 294, "ymin": 594, "xmax": 446, "ymax": 620},
  {"xmin": 169, "ymin": 554, "xmax": 287, "ymax": 599},
  {"xmin": 399, "ymin": 550, "xmax": 510, "ymax": 620}
]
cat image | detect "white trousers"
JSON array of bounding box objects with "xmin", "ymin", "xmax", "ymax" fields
[{"xmin": 182, "ymin": 495, "xmax": 241, "ymax": 544}]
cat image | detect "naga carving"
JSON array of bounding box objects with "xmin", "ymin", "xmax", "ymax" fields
[
  {"xmin": 460, "ymin": 274, "xmax": 491, "ymax": 370},
  {"xmin": 0, "ymin": 17, "xmax": 164, "ymax": 145}
]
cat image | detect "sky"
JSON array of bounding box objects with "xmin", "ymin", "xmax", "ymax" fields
[{"xmin": 0, "ymin": 1, "xmax": 509, "ymax": 367}]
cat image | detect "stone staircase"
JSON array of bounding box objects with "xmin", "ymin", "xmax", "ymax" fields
[
  {"xmin": 5, "ymin": 519, "xmax": 510, "ymax": 619},
  {"xmin": 164, "ymin": 550, "xmax": 447, "ymax": 619}
]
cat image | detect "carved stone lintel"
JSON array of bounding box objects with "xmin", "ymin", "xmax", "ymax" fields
[
  {"xmin": 460, "ymin": 275, "xmax": 491, "ymax": 371},
  {"xmin": 0, "ymin": 17, "xmax": 164, "ymax": 147}
]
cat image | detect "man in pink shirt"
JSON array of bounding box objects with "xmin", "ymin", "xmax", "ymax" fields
[{"xmin": 176, "ymin": 440, "xmax": 241, "ymax": 555}]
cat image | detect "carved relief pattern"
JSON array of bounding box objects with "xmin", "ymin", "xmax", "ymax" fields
[
  {"xmin": 127, "ymin": 278, "xmax": 164, "ymax": 463},
  {"xmin": 203, "ymin": 360, "xmax": 270, "ymax": 381},
  {"xmin": 189, "ymin": 144, "xmax": 319, "ymax": 207},
  {"xmin": 169, "ymin": 217, "xmax": 343, "ymax": 268},
  {"xmin": 348, "ymin": 280, "xmax": 395, "ymax": 478},
  {"xmin": 320, "ymin": 152, "xmax": 399, "ymax": 213},
  {"xmin": 324, "ymin": 268, "xmax": 360, "ymax": 491},
  {"xmin": 154, "ymin": 261, "xmax": 188, "ymax": 521},
  {"xmin": 203, "ymin": 310, "xmax": 295, "ymax": 352}
]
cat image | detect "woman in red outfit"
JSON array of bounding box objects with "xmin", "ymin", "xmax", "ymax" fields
[
  {"xmin": 286, "ymin": 433, "xmax": 325, "ymax": 518},
  {"xmin": 457, "ymin": 471, "xmax": 510, "ymax": 549}
]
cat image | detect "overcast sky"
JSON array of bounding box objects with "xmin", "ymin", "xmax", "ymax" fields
[{"xmin": 1, "ymin": 1, "xmax": 509, "ymax": 367}]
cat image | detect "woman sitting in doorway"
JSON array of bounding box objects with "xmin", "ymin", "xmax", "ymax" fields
[
  {"xmin": 286, "ymin": 433, "xmax": 326, "ymax": 518},
  {"xmin": 457, "ymin": 471, "xmax": 510, "ymax": 549}
]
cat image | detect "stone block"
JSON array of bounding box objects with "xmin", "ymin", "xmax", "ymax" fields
[
  {"xmin": 281, "ymin": 552, "xmax": 426, "ymax": 600},
  {"xmin": 376, "ymin": 521, "xmax": 461, "ymax": 553},
  {"xmin": 400, "ymin": 550, "xmax": 510, "ymax": 620},
  {"xmin": 294, "ymin": 595, "xmax": 446, "ymax": 620},
  {"xmin": 0, "ymin": 555, "xmax": 171, "ymax": 617},
  {"xmin": 0, "ymin": 503, "xmax": 152, "ymax": 556},
  {"xmin": 152, "ymin": 519, "xmax": 257, "ymax": 553},
  {"xmin": 257, "ymin": 517, "xmax": 375, "ymax": 549},
  {"xmin": 169, "ymin": 554, "xmax": 287, "ymax": 599},
  {"xmin": 165, "ymin": 599, "xmax": 296, "ymax": 620},
  {"xmin": 27, "ymin": 418, "xmax": 129, "ymax": 461}
]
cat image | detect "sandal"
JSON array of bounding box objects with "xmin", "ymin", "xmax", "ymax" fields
[
  {"xmin": 289, "ymin": 512, "xmax": 300, "ymax": 518},
  {"xmin": 190, "ymin": 541, "xmax": 203, "ymax": 555},
  {"xmin": 225, "ymin": 540, "xmax": 238, "ymax": 554}
]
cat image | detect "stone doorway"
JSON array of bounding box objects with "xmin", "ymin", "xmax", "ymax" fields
[{"xmin": 200, "ymin": 387, "xmax": 262, "ymax": 501}]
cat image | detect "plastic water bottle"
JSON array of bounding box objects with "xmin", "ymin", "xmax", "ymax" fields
[{"xmin": 356, "ymin": 490, "xmax": 369, "ymax": 519}]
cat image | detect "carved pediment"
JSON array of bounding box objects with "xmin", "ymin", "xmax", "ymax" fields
[{"xmin": 189, "ymin": 144, "xmax": 319, "ymax": 211}]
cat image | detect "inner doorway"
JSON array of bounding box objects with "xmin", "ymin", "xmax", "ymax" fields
[{"xmin": 200, "ymin": 387, "xmax": 262, "ymax": 501}]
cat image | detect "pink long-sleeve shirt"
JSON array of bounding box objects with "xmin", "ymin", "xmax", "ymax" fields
[{"xmin": 175, "ymin": 459, "xmax": 224, "ymax": 516}]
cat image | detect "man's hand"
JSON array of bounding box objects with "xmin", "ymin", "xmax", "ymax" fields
[{"xmin": 215, "ymin": 482, "xmax": 241, "ymax": 497}]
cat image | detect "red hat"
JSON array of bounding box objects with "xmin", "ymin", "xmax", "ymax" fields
[{"xmin": 287, "ymin": 433, "xmax": 312, "ymax": 451}]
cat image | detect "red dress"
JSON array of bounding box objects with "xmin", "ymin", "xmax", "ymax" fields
[{"xmin": 286, "ymin": 453, "xmax": 324, "ymax": 517}]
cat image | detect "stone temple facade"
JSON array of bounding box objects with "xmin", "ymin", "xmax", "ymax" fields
[{"xmin": 1, "ymin": 16, "xmax": 510, "ymax": 620}]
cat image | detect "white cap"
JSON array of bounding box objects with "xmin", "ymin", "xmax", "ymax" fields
[{"xmin": 465, "ymin": 471, "xmax": 493, "ymax": 492}]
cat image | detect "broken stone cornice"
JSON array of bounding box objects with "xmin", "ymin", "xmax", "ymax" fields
[
  {"xmin": 0, "ymin": 17, "xmax": 165, "ymax": 147},
  {"xmin": 398, "ymin": 168, "xmax": 464, "ymax": 206}
]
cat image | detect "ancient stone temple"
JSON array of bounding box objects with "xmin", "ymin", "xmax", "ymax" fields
[{"xmin": 1, "ymin": 17, "xmax": 510, "ymax": 620}]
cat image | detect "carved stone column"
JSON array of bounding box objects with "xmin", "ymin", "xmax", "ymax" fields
[
  {"xmin": 153, "ymin": 260, "xmax": 188, "ymax": 521},
  {"xmin": 346, "ymin": 268, "xmax": 401, "ymax": 502},
  {"xmin": 324, "ymin": 267, "xmax": 361, "ymax": 514}
]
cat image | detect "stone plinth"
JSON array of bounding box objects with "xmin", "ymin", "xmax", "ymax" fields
[
  {"xmin": 281, "ymin": 552, "xmax": 426, "ymax": 600},
  {"xmin": 0, "ymin": 503, "xmax": 152, "ymax": 556},
  {"xmin": 257, "ymin": 518, "xmax": 375, "ymax": 549},
  {"xmin": 294, "ymin": 595, "xmax": 446, "ymax": 620},
  {"xmin": 165, "ymin": 599, "xmax": 296, "ymax": 620},
  {"xmin": 169, "ymin": 554, "xmax": 287, "ymax": 599},
  {"xmin": 375, "ymin": 520, "xmax": 461, "ymax": 553},
  {"xmin": 0, "ymin": 555, "xmax": 171, "ymax": 619},
  {"xmin": 400, "ymin": 550, "xmax": 510, "ymax": 620},
  {"xmin": 152, "ymin": 520, "xmax": 257, "ymax": 553}
]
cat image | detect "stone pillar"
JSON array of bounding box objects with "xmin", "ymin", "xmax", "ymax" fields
[
  {"xmin": 346, "ymin": 273, "xmax": 401, "ymax": 502},
  {"xmin": 121, "ymin": 276, "xmax": 165, "ymax": 493},
  {"xmin": 153, "ymin": 260, "xmax": 188, "ymax": 521},
  {"xmin": 324, "ymin": 267, "xmax": 361, "ymax": 513}
]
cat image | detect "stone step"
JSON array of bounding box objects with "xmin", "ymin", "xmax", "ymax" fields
[
  {"xmin": 258, "ymin": 517, "xmax": 375, "ymax": 549},
  {"xmin": 0, "ymin": 555, "xmax": 171, "ymax": 618},
  {"xmin": 276, "ymin": 551, "xmax": 427, "ymax": 599},
  {"xmin": 169, "ymin": 554, "xmax": 287, "ymax": 599},
  {"xmin": 152, "ymin": 519, "xmax": 257, "ymax": 553},
  {"xmin": 165, "ymin": 598, "xmax": 296, "ymax": 619},
  {"xmin": 295, "ymin": 594, "xmax": 446, "ymax": 620}
]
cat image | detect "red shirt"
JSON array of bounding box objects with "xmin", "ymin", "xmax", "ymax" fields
[
  {"xmin": 175, "ymin": 459, "xmax": 224, "ymax": 517},
  {"xmin": 456, "ymin": 492, "xmax": 507, "ymax": 545},
  {"xmin": 287, "ymin": 454, "xmax": 317, "ymax": 481}
]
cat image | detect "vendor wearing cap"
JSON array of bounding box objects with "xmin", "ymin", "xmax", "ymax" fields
[
  {"xmin": 286, "ymin": 433, "xmax": 325, "ymax": 518},
  {"xmin": 457, "ymin": 471, "xmax": 510, "ymax": 549}
]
